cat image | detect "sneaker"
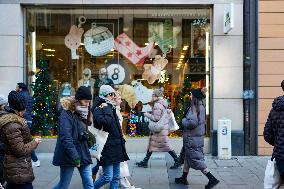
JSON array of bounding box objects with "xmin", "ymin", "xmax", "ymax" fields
[{"xmin": 32, "ymin": 160, "xmax": 40, "ymax": 167}]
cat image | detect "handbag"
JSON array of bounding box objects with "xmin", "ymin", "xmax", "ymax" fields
[
  {"xmin": 264, "ymin": 157, "xmax": 281, "ymax": 189},
  {"xmin": 169, "ymin": 111, "xmax": 179, "ymax": 131},
  {"xmin": 89, "ymin": 126, "xmax": 109, "ymax": 161},
  {"xmin": 148, "ymin": 109, "xmax": 170, "ymax": 132}
]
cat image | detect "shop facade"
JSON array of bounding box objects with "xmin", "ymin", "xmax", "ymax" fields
[{"xmin": 0, "ymin": 0, "xmax": 246, "ymax": 155}]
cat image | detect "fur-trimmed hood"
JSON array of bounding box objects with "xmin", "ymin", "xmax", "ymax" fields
[{"xmin": 0, "ymin": 107, "xmax": 26, "ymax": 129}]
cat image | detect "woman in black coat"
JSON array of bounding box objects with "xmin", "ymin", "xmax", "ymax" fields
[
  {"xmin": 175, "ymin": 88, "xmax": 219, "ymax": 189},
  {"xmin": 264, "ymin": 80, "xmax": 284, "ymax": 179},
  {"xmin": 52, "ymin": 87, "xmax": 93, "ymax": 189},
  {"xmin": 92, "ymin": 85, "xmax": 129, "ymax": 189}
]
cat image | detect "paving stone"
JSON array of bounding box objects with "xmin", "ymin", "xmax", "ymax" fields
[{"xmin": 214, "ymin": 159, "xmax": 241, "ymax": 167}]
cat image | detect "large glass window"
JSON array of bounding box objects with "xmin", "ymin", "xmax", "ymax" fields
[{"xmin": 26, "ymin": 7, "xmax": 211, "ymax": 137}]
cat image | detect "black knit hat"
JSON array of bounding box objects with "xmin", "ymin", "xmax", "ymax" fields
[
  {"xmin": 17, "ymin": 82, "xmax": 28, "ymax": 91},
  {"xmin": 75, "ymin": 86, "xmax": 92, "ymax": 101},
  {"xmin": 281, "ymin": 80, "xmax": 284, "ymax": 91},
  {"xmin": 191, "ymin": 88, "xmax": 206, "ymax": 100},
  {"xmin": 8, "ymin": 91, "xmax": 26, "ymax": 111}
]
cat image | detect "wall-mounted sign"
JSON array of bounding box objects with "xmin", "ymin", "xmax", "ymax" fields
[
  {"xmin": 192, "ymin": 18, "xmax": 208, "ymax": 27},
  {"xmin": 224, "ymin": 3, "xmax": 234, "ymax": 34}
]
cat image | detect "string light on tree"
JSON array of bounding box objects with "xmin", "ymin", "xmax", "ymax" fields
[
  {"xmin": 128, "ymin": 110, "xmax": 138, "ymax": 137},
  {"xmin": 31, "ymin": 60, "xmax": 56, "ymax": 136}
]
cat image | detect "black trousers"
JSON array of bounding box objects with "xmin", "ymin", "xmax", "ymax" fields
[
  {"xmin": 6, "ymin": 183, "xmax": 33, "ymax": 189},
  {"xmin": 0, "ymin": 155, "xmax": 4, "ymax": 185}
]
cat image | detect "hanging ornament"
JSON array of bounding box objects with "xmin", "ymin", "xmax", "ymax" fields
[
  {"xmin": 65, "ymin": 16, "xmax": 86, "ymax": 60},
  {"xmin": 65, "ymin": 25, "xmax": 84, "ymax": 50},
  {"xmin": 142, "ymin": 55, "xmax": 168, "ymax": 84},
  {"xmin": 105, "ymin": 59, "xmax": 130, "ymax": 85},
  {"xmin": 114, "ymin": 33, "xmax": 154, "ymax": 65},
  {"xmin": 149, "ymin": 19, "xmax": 181, "ymax": 57},
  {"xmin": 84, "ymin": 23, "xmax": 114, "ymax": 56}
]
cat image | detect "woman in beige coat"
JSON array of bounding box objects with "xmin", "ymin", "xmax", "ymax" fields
[{"xmin": 136, "ymin": 88, "xmax": 179, "ymax": 169}]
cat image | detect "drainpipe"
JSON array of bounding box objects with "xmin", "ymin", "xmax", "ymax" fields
[
  {"xmin": 244, "ymin": 0, "xmax": 251, "ymax": 156},
  {"xmin": 244, "ymin": 0, "xmax": 257, "ymax": 155}
]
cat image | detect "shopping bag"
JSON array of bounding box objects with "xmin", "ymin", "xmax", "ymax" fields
[
  {"xmin": 120, "ymin": 161, "xmax": 130, "ymax": 178},
  {"xmin": 89, "ymin": 126, "xmax": 109, "ymax": 161},
  {"xmin": 264, "ymin": 158, "xmax": 281, "ymax": 189},
  {"xmin": 148, "ymin": 109, "xmax": 170, "ymax": 132},
  {"xmin": 169, "ymin": 111, "xmax": 179, "ymax": 131}
]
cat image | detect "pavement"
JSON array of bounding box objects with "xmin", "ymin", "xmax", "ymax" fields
[{"xmin": 32, "ymin": 153, "xmax": 269, "ymax": 189}]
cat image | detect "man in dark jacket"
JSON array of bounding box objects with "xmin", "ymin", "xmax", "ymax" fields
[
  {"xmin": 0, "ymin": 91, "xmax": 41, "ymax": 189},
  {"xmin": 16, "ymin": 83, "xmax": 40, "ymax": 167},
  {"xmin": 52, "ymin": 86, "xmax": 93, "ymax": 189},
  {"xmin": 92, "ymin": 85, "xmax": 129, "ymax": 189},
  {"xmin": 264, "ymin": 80, "xmax": 284, "ymax": 179}
]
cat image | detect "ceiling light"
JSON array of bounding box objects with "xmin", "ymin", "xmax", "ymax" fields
[
  {"xmin": 180, "ymin": 55, "xmax": 185, "ymax": 58},
  {"xmin": 183, "ymin": 46, "xmax": 189, "ymax": 50},
  {"xmin": 46, "ymin": 54, "xmax": 54, "ymax": 57},
  {"xmin": 43, "ymin": 49, "xmax": 55, "ymax": 52},
  {"xmin": 145, "ymin": 43, "xmax": 149, "ymax": 45}
]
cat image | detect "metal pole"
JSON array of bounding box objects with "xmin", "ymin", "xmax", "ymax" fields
[{"xmin": 244, "ymin": 0, "xmax": 251, "ymax": 156}]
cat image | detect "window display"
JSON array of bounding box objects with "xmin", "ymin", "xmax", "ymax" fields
[{"xmin": 26, "ymin": 7, "xmax": 211, "ymax": 137}]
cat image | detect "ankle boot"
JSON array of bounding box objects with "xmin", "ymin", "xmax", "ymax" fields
[
  {"xmin": 205, "ymin": 172, "xmax": 220, "ymax": 189},
  {"xmin": 168, "ymin": 151, "xmax": 180, "ymax": 169},
  {"xmin": 136, "ymin": 151, "xmax": 152, "ymax": 168},
  {"xmin": 175, "ymin": 172, "xmax": 189, "ymax": 185}
]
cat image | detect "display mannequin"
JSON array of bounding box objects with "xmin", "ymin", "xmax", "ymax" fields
[
  {"xmin": 59, "ymin": 82, "xmax": 75, "ymax": 98},
  {"xmin": 78, "ymin": 68, "xmax": 96, "ymax": 97},
  {"xmin": 93, "ymin": 68, "xmax": 114, "ymax": 98}
]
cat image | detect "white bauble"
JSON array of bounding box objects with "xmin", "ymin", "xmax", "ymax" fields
[
  {"xmin": 84, "ymin": 23, "xmax": 114, "ymax": 56},
  {"xmin": 106, "ymin": 64, "xmax": 126, "ymax": 85}
]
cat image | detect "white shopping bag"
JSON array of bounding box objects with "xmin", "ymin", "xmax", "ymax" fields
[
  {"xmin": 169, "ymin": 111, "xmax": 179, "ymax": 131},
  {"xmin": 89, "ymin": 126, "xmax": 109, "ymax": 161},
  {"xmin": 264, "ymin": 158, "xmax": 281, "ymax": 189},
  {"xmin": 120, "ymin": 161, "xmax": 130, "ymax": 178}
]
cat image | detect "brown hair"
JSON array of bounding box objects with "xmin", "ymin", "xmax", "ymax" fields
[{"xmin": 191, "ymin": 95, "xmax": 200, "ymax": 122}]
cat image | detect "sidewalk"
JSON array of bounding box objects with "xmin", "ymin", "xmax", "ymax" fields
[{"xmin": 33, "ymin": 153, "xmax": 268, "ymax": 189}]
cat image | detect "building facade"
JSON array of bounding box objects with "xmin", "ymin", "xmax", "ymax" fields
[
  {"xmin": 0, "ymin": 0, "xmax": 249, "ymax": 155},
  {"xmin": 258, "ymin": 0, "xmax": 284, "ymax": 155}
]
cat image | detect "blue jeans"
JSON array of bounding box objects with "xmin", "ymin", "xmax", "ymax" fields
[
  {"xmin": 31, "ymin": 150, "xmax": 38, "ymax": 162},
  {"xmin": 27, "ymin": 122, "xmax": 38, "ymax": 162},
  {"xmin": 53, "ymin": 165, "xmax": 93, "ymax": 189},
  {"xmin": 94, "ymin": 163, "xmax": 120, "ymax": 189}
]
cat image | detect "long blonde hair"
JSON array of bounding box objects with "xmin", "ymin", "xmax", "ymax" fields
[{"xmin": 60, "ymin": 96, "xmax": 76, "ymax": 111}]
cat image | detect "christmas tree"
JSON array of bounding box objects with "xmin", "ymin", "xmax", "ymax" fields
[
  {"xmin": 31, "ymin": 60, "xmax": 55, "ymax": 136},
  {"xmin": 174, "ymin": 74, "xmax": 192, "ymax": 124}
]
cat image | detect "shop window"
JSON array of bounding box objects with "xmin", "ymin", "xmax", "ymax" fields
[{"xmin": 26, "ymin": 8, "xmax": 211, "ymax": 137}]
